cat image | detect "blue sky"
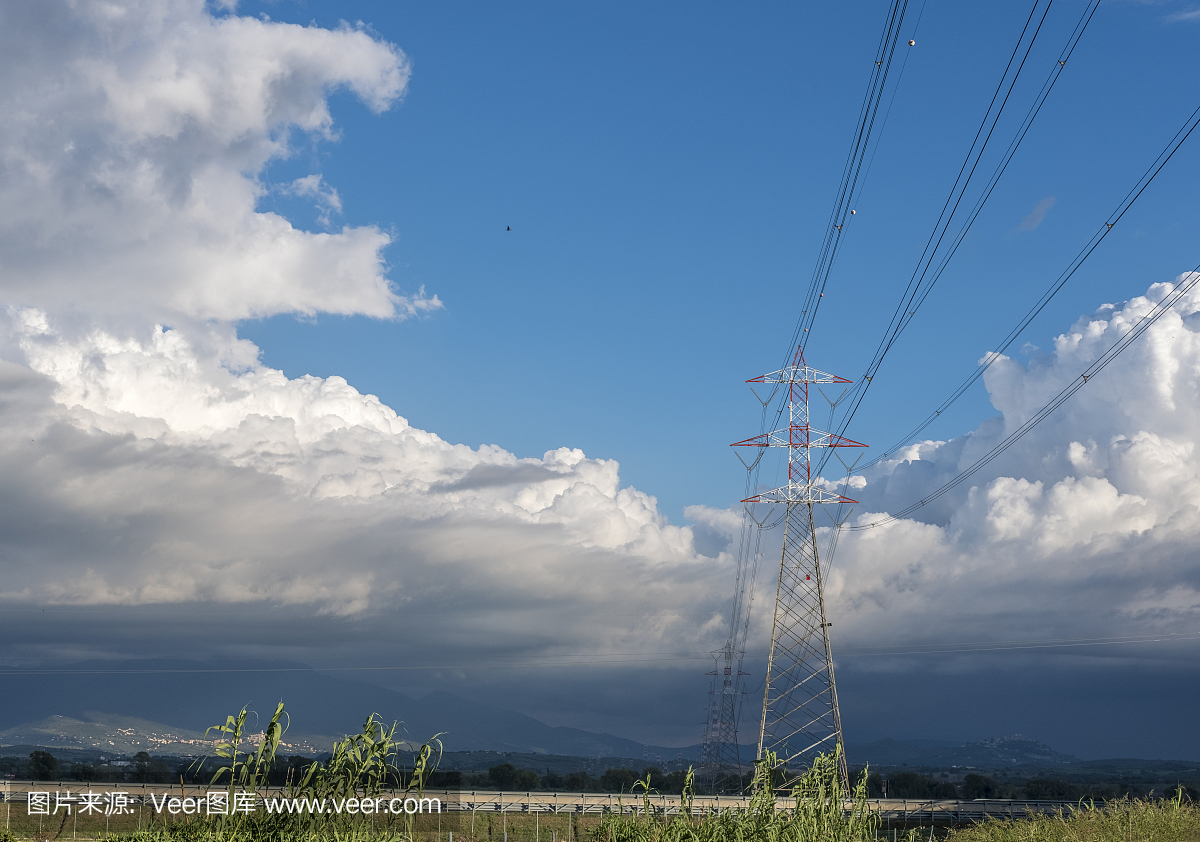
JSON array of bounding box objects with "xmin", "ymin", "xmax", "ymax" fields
[{"xmin": 239, "ymin": 0, "xmax": 1200, "ymax": 522}]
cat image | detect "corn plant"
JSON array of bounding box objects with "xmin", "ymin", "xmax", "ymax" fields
[
  {"xmin": 785, "ymin": 743, "xmax": 878, "ymax": 840},
  {"xmin": 189, "ymin": 702, "xmax": 444, "ymax": 840},
  {"xmin": 679, "ymin": 767, "xmax": 696, "ymax": 818},
  {"xmin": 305, "ymin": 714, "xmax": 404, "ymax": 802},
  {"xmin": 631, "ymin": 769, "xmax": 657, "ymax": 817},
  {"xmin": 394, "ymin": 732, "xmax": 443, "ymax": 840},
  {"xmin": 201, "ymin": 701, "xmax": 287, "ymax": 800}
]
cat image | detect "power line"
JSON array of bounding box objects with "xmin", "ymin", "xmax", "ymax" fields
[
  {"xmin": 780, "ymin": 0, "xmax": 1097, "ymax": 590},
  {"xmin": 735, "ymin": 631, "xmax": 1200, "ymax": 660},
  {"xmin": 786, "ymin": 0, "xmax": 917, "ymax": 361},
  {"xmin": 724, "ymin": 0, "xmax": 918, "ymax": 663},
  {"xmin": 855, "ymin": 0, "xmax": 1055, "ymax": 364},
  {"xmin": 815, "ymin": 0, "xmax": 1102, "ymax": 479},
  {"xmin": 0, "ymin": 655, "xmax": 714, "ymax": 676},
  {"xmin": 861, "ymin": 96, "xmax": 1200, "ymax": 471},
  {"xmin": 726, "ymin": 6, "xmax": 1084, "ymax": 765},
  {"xmin": 7, "ymin": 631, "xmax": 1197, "ymax": 674},
  {"xmin": 849, "ymin": 263, "xmax": 1200, "ymax": 529},
  {"xmin": 731, "ymin": 0, "xmax": 924, "ymax": 648},
  {"xmin": 837, "ymin": 631, "xmax": 1200, "ymax": 658}
]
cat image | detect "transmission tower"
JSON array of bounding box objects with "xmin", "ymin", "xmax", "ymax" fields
[
  {"xmin": 697, "ymin": 504, "xmax": 761, "ymax": 793},
  {"xmin": 698, "ymin": 639, "xmax": 750, "ymax": 792},
  {"xmin": 732, "ymin": 350, "xmax": 865, "ymax": 788}
]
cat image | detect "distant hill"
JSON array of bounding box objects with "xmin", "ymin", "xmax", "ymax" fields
[
  {"xmin": 436, "ymin": 750, "xmax": 696, "ymax": 775},
  {"xmin": 0, "ymin": 659, "xmax": 699, "ymax": 758},
  {"xmin": 0, "ymin": 713, "xmax": 331, "ymax": 756},
  {"xmin": 848, "ymin": 735, "xmax": 1081, "ymax": 768}
]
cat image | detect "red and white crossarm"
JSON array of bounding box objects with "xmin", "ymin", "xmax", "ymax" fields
[{"xmin": 733, "ymin": 350, "xmax": 867, "ymax": 505}]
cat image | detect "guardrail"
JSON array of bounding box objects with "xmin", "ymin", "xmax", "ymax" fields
[{"xmin": 864, "ymin": 798, "xmax": 1097, "ymax": 829}]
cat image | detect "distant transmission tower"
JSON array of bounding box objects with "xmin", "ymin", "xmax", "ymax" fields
[
  {"xmin": 698, "ymin": 640, "xmax": 749, "ymax": 793},
  {"xmin": 733, "ymin": 350, "xmax": 865, "ymax": 788},
  {"xmin": 697, "ymin": 452, "xmax": 767, "ymax": 792}
]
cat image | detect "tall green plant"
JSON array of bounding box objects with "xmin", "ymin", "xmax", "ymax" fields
[
  {"xmin": 306, "ymin": 714, "xmax": 402, "ymax": 802},
  {"xmin": 590, "ymin": 746, "xmax": 880, "ymax": 842},
  {"xmin": 403, "ymin": 735, "xmax": 442, "ymax": 795},
  {"xmin": 202, "ymin": 701, "xmax": 288, "ymax": 799},
  {"xmin": 786, "ymin": 744, "xmax": 877, "ymax": 841},
  {"xmin": 679, "ymin": 766, "xmax": 696, "ymax": 822},
  {"xmin": 194, "ymin": 703, "xmax": 445, "ymax": 840},
  {"xmin": 631, "ymin": 769, "xmax": 657, "ymax": 818}
]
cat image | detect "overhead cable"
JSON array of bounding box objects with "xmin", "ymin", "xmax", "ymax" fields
[
  {"xmin": 814, "ymin": 0, "xmax": 1104, "ymax": 481},
  {"xmin": 861, "ymin": 96, "xmax": 1200, "ymax": 470},
  {"xmin": 783, "ymin": 0, "xmax": 917, "ymax": 367},
  {"xmin": 848, "ymin": 263, "xmax": 1200, "ymax": 530},
  {"xmin": 729, "ymin": 0, "xmax": 917, "ymax": 656},
  {"xmin": 836, "ymin": 630, "xmax": 1200, "ymax": 657}
]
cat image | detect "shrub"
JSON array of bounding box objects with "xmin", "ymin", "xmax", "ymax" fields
[
  {"xmin": 600, "ymin": 767, "xmax": 638, "ymax": 793},
  {"xmin": 1023, "ymin": 778, "xmax": 1083, "ymax": 800},
  {"xmin": 963, "ymin": 773, "xmax": 1000, "ymax": 799},
  {"xmin": 28, "ymin": 750, "xmax": 58, "ymax": 781}
]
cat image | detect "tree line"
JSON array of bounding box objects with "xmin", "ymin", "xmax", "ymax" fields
[
  {"xmin": 864, "ymin": 770, "xmax": 1199, "ymax": 801},
  {"xmin": 428, "ymin": 762, "xmax": 695, "ymax": 793},
  {"xmin": 2, "ymin": 750, "xmax": 180, "ymax": 783},
  {"xmin": 5, "ymin": 752, "xmax": 690, "ymax": 793}
]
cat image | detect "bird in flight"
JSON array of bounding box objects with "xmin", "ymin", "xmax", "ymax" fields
[{"xmin": 506, "ymin": 226, "xmax": 511, "ymax": 231}]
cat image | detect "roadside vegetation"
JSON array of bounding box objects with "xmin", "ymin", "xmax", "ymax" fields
[
  {"xmin": 944, "ymin": 794, "xmax": 1200, "ymax": 842},
  {"xmin": 589, "ymin": 747, "xmax": 878, "ymax": 842}
]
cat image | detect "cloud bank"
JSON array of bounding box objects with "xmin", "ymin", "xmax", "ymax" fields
[
  {"xmin": 2, "ymin": 309, "xmax": 715, "ymax": 615},
  {"xmin": 0, "ymin": 1, "xmax": 731, "ymax": 686},
  {"xmin": 815, "ymin": 279, "xmax": 1200, "ymax": 680}
]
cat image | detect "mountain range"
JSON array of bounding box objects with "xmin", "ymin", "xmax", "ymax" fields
[
  {"xmin": 0, "ymin": 659, "xmax": 694, "ymax": 758},
  {"xmin": 845, "ymin": 735, "xmax": 1081, "ymax": 768},
  {"xmin": 2, "ymin": 660, "xmax": 1193, "ymax": 771}
]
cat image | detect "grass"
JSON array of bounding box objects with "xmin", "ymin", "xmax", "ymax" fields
[{"xmin": 943, "ymin": 795, "xmax": 1200, "ymax": 842}]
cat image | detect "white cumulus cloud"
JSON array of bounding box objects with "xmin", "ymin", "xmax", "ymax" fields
[
  {"xmin": 0, "ymin": 0, "xmax": 435, "ymax": 326},
  {"xmin": 813, "ymin": 277, "xmax": 1200, "ymax": 667}
]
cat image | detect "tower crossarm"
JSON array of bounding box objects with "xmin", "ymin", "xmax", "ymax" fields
[
  {"xmin": 731, "ymin": 427, "xmax": 867, "ymax": 450},
  {"xmin": 746, "ymin": 366, "xmax": 851, "ymax": 386},
  {"xmin": 741, "ymin": 486, "xmax": 857, "ymax": 505}
]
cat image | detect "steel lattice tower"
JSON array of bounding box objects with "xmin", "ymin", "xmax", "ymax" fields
[
  {"xmin": 699, "ymin": 640, "xmax": 749, "ymax": 793},
  {"xmin": 732, "ymin": 350, "xmax": 865, "ymax": 788}
]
